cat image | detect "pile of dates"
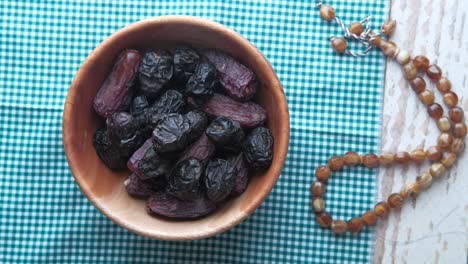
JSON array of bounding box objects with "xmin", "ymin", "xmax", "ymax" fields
[{"xmin": 92, "ymin": 45, "xmax": 274, "ymax": 219}]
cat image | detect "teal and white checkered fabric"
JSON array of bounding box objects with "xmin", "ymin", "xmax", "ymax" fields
[{"xmin": 0, "ymin": 1, "xmax": 388, "ymax": 263}]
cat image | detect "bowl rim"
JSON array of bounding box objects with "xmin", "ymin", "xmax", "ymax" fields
[{"xmin": 63, "ymin": 15, "xmax": 290, "ymax": 241}]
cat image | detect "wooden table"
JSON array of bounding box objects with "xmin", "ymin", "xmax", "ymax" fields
[{"xmin": 375, "ymin": 0, "xmax": 468, "ymax": 263}]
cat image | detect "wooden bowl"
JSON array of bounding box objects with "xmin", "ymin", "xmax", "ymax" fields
[{"xmin": 63, "ymin": 16, "xmax": 289, "ymax": 241}]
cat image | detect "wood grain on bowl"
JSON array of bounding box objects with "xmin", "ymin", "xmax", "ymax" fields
[{"xmin": 63, "ymin": 16, "xmax": 289, "ymax": 240}]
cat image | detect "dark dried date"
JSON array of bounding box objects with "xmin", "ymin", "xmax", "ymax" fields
[
  {"xmin": 93, "ymin": 50, "xmax": 142, "ymax": 118},
  {"xmin": 106, "ymin": 112, "xmax": 138, "ymax": 142},
  {"xmin": 152, "ymin": 111, "xmax": 208, "ymax": 154},
  {"xmin": 185, "ymin": 62, "xmax": 217, "ymax": 100},
  {"xmin": 93, "ymin": 128, "xmax": 128, "ymax": 169},
  {"xmin": 204, "ymin": 158, "xmax": 236, "ymax": 202},
  {"xmin": 130, "ymin": 95, "xmax": 149, "ymax": 116},
  {"xmin": 152, "ymin": 113, "xmax": 191, "ymax": 153},
  {"xmin": 127, "ymin": 139, "xmax": 172, "ymax": 180},
  {"xmin": 243, "ymin": 127, "xmax": 274, "ymax": 169},
  {"xmin": 139, "ymin": 50, "xmax": 173, "ymax": 98},
  {"xmin": 173, "ymin": 45, "xmax": 201, "ymax": 83},
  {"xmin": 228, "ymin": 153, "xmax": 250, "ymax": 197},
  {"xmin": 130, "ymin": 95, "xmax": 150, "ymax": 134},
  {"xmin": 147, "ymin": 192, "xmax": 216, "ymax": 219},
  {"xmin": 167, "ymin": 158, "xmax": 203, "ymax": 200},
  {"xmin": 203, "ymin": 49, "xmax": 258, "ymax": 102},
  {"xmin": 201, "ymin": 94, "xmax": 266, "ymax": 128},
  {"xmin": 185, "ymin": 110, "xmax": 208, "ymax": 142},
  {"xmin": 178, "ymin": 134, "xmax": 216, "ymax": 164},
  {"xmin": 150, "ymin": 89, "xmax": 185, "ymax": 116},
  {"xmin": 145, "ymin": 89, "xmax": 185, "ymax": 128},
  {"xmin": 206, "ymin": 116, "xmax": 244, "ymax": 153},
  {"xmin": 124, "ymin": 173, "xmax": 166, "ymax": 199},
  {"xmin": 117, "ymin": 133, "xmax": 146, "ymax": 159}
]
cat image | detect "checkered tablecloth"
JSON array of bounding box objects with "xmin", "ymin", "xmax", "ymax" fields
[{"xmin": 0, "ymin": 1, "xmax": 388, "ymax": 263}]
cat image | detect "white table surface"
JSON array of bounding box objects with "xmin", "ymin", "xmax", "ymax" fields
[{"xmin": 375, "ymin": 0, "xmax": 468, "ymax": 263}]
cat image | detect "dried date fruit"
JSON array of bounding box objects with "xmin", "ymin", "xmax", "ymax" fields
[
  {"xmin": 185, "ymin": 62, "xmax": 217, "ymax": 100},
  {"xmin": 93, "ymin": 50, "xmax": 142, "ymax": 118},
  {"xmin": 145, "ymin": 89, "xmax": 186, "ymax": 128},
  {"xmin": 94, "ymin": 129, "xmax": 143, "ymax": 170},
  {"xmin": 206, "ymin": 116, "xmax": 245, "ymax": 153},
  {"xmin": 106, "ymin": 112, "xmax": 138, "ymax": 142},
  {"xmin": 203, "ymin": 49, "xmax": 258, "ymax": 102},
  {"xmin": 130, "ymin": 95, "xmax": 149, "ymax": 116},
  {"xmin": 178, "ymin": 134, "xmax": 216, "ymax": 164},
  {"xmin": 173, "ymin": 45, "xmax": 201, "ymax": 83},
  {"xmin": 186, "ymin": 96, "xmax": 205, "ymax": 111},
  {"xmin": 151, "ymin": 89, "xmax": 185, "ymax": 116},
  {"xmin": 185, "ymin": 110, "xmax": 208, "ymax": 141},
  {"xmin": 143, "ymin": 177, "xmax": 168, "ymax": 192},
  {"xmin": 152, "ymin": 113, "xmax": 191, "ymax": 153},
  {"xmin": 152, "ymin": 110, "xmax": 207, "ymax": 154},
  {"xmin": 243, "ymin": 127, "xmax": 274, "ymax": 169},
  {"xmin": 167, "ymin": 158, "xmax": 204, "ymax": 200},
  {"xmin": 124, "ymin": 173, "xmax": 153, "ymax": 199},
  {"xmin": 228, "ymin": 153, "xmax": 250, "ymax": 197},
  {"xmin": 119, "ymin": 134, "xmax": 145, "ymax": 159},
  {"xmin": 124, "ymin": 173, "xmax": 166, "ymax": 199},
  {"xmin": 127, "ymin": 139, "xmax": 172, "ymax": 180},
  {"xmin": 93, "ymin": 128, "xmax": 128, "ymax": 169},
  {"xmin": 201, "ymin": 94, "xmax": 266, "ymax": 128},
  {"xmin": 147, "ymin": 192, "xmax": 216, "ymax": 219},
  {"xmin": 131, "ymin": 96, "xmax": 152, "ymax": 137},
  {"xmin": 133, "ymin": 89, "xmax": 185, "ymax": 138},
  {"xmin": 204, "ymin": 158, "xmax": 236, "ymax": 202},
  {"xmin": 139, "ymin": 50, "xmax": 173, "ymax": 98},
  {"xmin": 135, "ymin": 121, "xmax": 154, "ymax": 140}
]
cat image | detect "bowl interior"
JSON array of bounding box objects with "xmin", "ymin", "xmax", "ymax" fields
[{"xmin": 63, "ymin": 17, "xmax": 289, "ymax": 240}]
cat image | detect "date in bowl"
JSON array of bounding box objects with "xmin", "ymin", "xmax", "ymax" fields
[{"xmin": 63, "ymin": 16, "xmax": 289, "ymax": 240}]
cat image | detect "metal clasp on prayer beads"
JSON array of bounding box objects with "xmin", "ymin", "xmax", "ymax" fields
[
  {"xmin": 334, "ymin": 15, "xmax": 378, "ymax": 57},
  {"xmin": 317, "ymin": 0, "xmax": 385, "ymax": 58}
]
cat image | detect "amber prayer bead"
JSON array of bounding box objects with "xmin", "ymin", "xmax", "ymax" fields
[
  {"xmin": 437, "ymin": 77, "xmax": 451, "ymax": 93},
  {"xmin": 315, "ymin": 165, "xmax": 331, "ymax": 182},
  {"xmin": 331, "ymin": 38, "xmax": 347, "ymax": 54},
  {"xmin": 426, "ymin": 146, "xmax": 442, "ymax": 161},
  {"xmin": 409, "ymin": 77, "xmax": 426, "ymax": 94},
  {"xmin": 361, "ymin": 211, "xmax": 377, "ymax": 226},
  {"xmin": 316, "ymin": 212, "xmax": 332, "ymax": 228},
  {"xmin": 374, "ymin": 202, "xmax": 390, "ymax": 218},
  {"xmin": 395, "ymin": 151, "xmax": 410, "ymax": 164},
  {"xmin": 319, "ymin": 5, "xmax": 335, "ymax": 21},
  {"xmin": 331, "ymin": 220, "xmax": 347, "ymax": 234},
  {"xmin": 349, "ymin": 22, "xmax": 364, "ymax": 35},
  {"xmin": 311, "ymin": 181, "xmax": 326, "ymax": 197},
  {"xmin": 387, "ymin": 193, "xmax": 403, "ymax": 209},
  {"xmin": 409, "ymin": 149, "xmax": 426, "ymax": 163},
  {"xmin": 449, "ymin": 107, "xmax": 464, "ymax": 123},
  {"xmin": 416, "ymin": 172, "xmax": 432, "ymax": 189},
  {"xmin": 426, "ymin": 65, "xmax": 442, "ymax": 81},
  {"xmin": 428, "ymin": 103, "xmax": 444, "ymax": 119},
  {"xmin": 312, "ymin": 197, "xmax": 325, "ymax": 213},
  {"xmin": 343, "ymin": 151, "xmax": 361, "ymax": 167},
  {"xmin": 379, "ymin": 152, "xmax": 395, "ymax": 165},
  {"xmin": 453, "ymin": 123, "xmax": 467, "ymax": 138},
  {"xmin": 413, "ymin": 55, "xmax": 430, "ymax": 71},
  {"xmin": 328, "ymin": 156, "xmax": 344, "ymax": 171},
  {"xmin": 362, "ymin": 153, "xmax": 379, "ymax": 168},
  {"xmin": 348, "ymin": 218, "xmax": 364, "ymax": 233}
]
